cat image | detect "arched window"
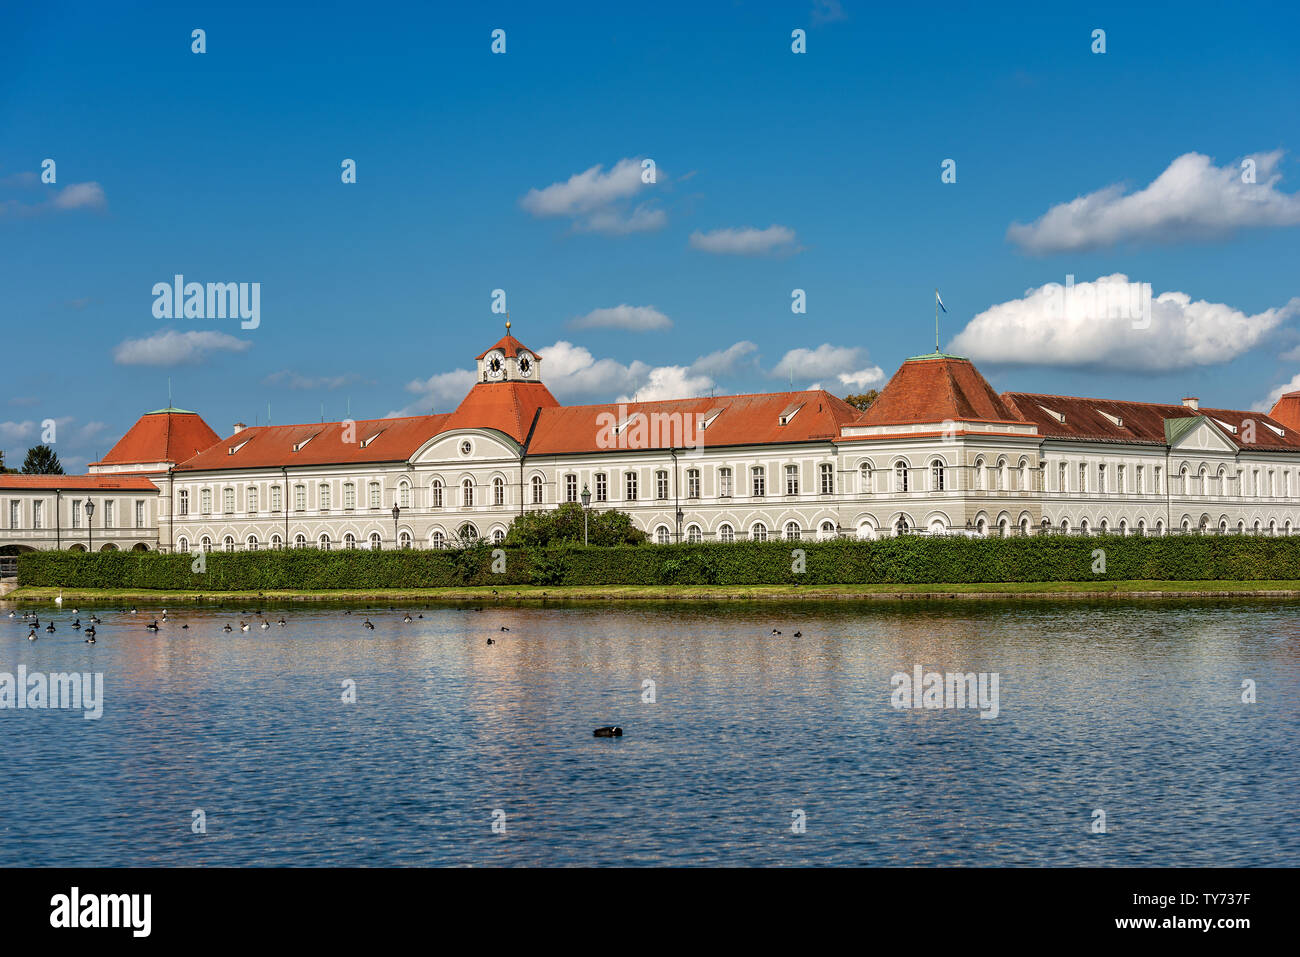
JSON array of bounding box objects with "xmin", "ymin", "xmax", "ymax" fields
[
  {"xmin": 996, "ymin": 457, "xmax": 1008, "ymax": 491},
  {"xmin": 200, "ymin": 535, "xmax": 212, "ymax": 552},
  {"xmin": 895, "ymin": 461, "xmax": 909, "ymax": 493},
  {"xmin": 399, "ymin": 530, "xmax": 412, "ymax": 549},
  {"xmin": 532, "ymin": 475, "xmax": 544, "ymax": 504},
  {"xmin": 784, "ymin": 521, "xmax": 801, "ymax": 541},
  {"xmin": 369, "ymin": 532, "xmax": 381, "ymax": 550},
  {"xmin": 177, "ymin": 535, "xmax": 189, "ymax": 552},
  {"xmin": 399, "ymin": 481, "xmax": 411, "ymax": 509},
  {"xmin": 819, "ymin": 520, "xmax": 836, "ymax": 540},
  {"xmin": 270, "ymin": 533, "xmax": 283, "ymax": 549},
  {"xmin": 1059, "ymin": 520, "xmax": 1069, "ymax": 535},
  {"xmin": 655, "ymin": 526, "xmax": 671, "ymax": 544},
  {"xmin": 462, "ymin": 478, "xmax": 474, "ymax": 507},
  {"xmin": 431, "ymin": 530, "xmax": 445, "ymax": 549},
  {"xmin": 1021, "ymin": 516, "xmax": 1031, "ymax": 536},
  {"xmin": 493, "ymin": 528, "xmax": 506, "ymax": 544},
  {"xmin": 431, "ymin": 479, "xmax": 443, "ymax": 508},
  {"xmin": 1099, "ymin": 518, "xmax": 1109, "ymax": 534},
  {"xmin": 1079, "ymin": 519, "xmax": 1090, "ymax": 535},
  {"xmin": 344, "ymin": 532, "xmax": 356, "ymax": 549},
  {"xmin": 719, "ymin": 523, "xmax": 735, "ymax": 543},
  {"xmin": 751, "ymin": 522, "xmax": 768, "ymax": 542},
  {"xmin": 1117, "ymin": 519, "xmax": 1127, "ymax": 536},
  {"xmin": 223, "ymin": 535, "xmax": 235, "ymax": 552},
  {"xmin": 686, "ymin": 524, "xmax": 702, "ymax": 543},
  {"xmin": 973, "ymin": 458, "xmax": 984, "ymax": 491},
  {"xmin": 493, "ymin": 477, "xmax": 505, "ymax": 506},
  {"xmin": 1019, "ymin": 458, "xmax": 1030, "ymax": 491},
  {"xmin": 1136, "ymin": 520, "xmax": 1146, "ymax": 537},
  {"xmin": 895, "ymin": 516, "xmax": 911, "ymax": 536},
  {"xmin": 997, "ymin": 517, "xmax": 1009, "ymax": 538},
  {"xmin": 458, "ymin": 523, "xmax": 478, "ymax": 542},
  {"xmin": 246, "ymin": 534, "xmax": 259, "ymax": 550},
  {"xmin": 860, "ymin": 462, "xmax": 872, "ymax": 493},
  {"xmin": 931, "ymin": 459, "xmax": 945, "ymax": 491},
  {"xmin": 294, "ymin": 533, "xmax": 306, "ymax": 549},
  {"xmin": 318, "ymin": 533, "xmax": 331, "ymax": 550},
  {"xmin": 977, "ymin": 518, "xmax": 988, "ymax": 536}
]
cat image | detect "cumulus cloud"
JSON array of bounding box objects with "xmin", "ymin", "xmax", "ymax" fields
[
  {"xmin": 1257, "ymin": 374, "xmax": 1300, "ymax": 412},
  {"xmin": 520, "ymin": 158, "xmax": 665, "ymax": 234},
  {"xmin": 0, "ymin": 420, "xmax": 36, "ymax": 443},
  {"xmin": 112, "ymin": 329, "xmax": 252, "ymax": 366},
  {"xmin": 0, "ymin": 180, "xmax": 108, "ymax": 218},
  {"xmin": 1007, "ymin": 151, "xmax": 1300, "ymax": 253},
  {"xmin": 568, "ymin": 304, "xmax": 672, "ymax": 332},
  {"xmin": 689, "ymin": 225, "xmax": 798, "ymax": 256},
  {"xmin": 690, "ymin": 340, "xmax": 759, "ymax": 377},
  {"xmin": 263, "ymin": 370, "xmax": 372, "ymax": 391},
  {"xmin": 390, "ymin": 368, "xmax": 478, "ymax": 417},
  {"xmin": 616, "ymin": 366, "xmax": 714, "ymax": 403},
  {"xmin": 771, "ymin": 343, "xmax": 884, "ymax": 388},
  {"xmin": 947, "ymin": 274, "xmax": 1299, "ymax": 371}
]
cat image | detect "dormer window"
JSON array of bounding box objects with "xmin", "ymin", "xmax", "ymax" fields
[
  {"xmin": 1264, "ymin": 421, "xmax": 1285, "ymax": 438},
  {"xmin": 614, "ymin": 411, "xmax": 641, "ymax": 435},
  {"xmin": 1038, "ymin": 404, "xmax": 1066, "ymax": 423},
  {"xmin": 360, "ymin": 429, "xmax": 385, "ymax": 448},
  {"xmin": 228, "ymin": 438, "xmax": 250, "ymax": 455},
  {"xmin": 292, "ymin": 432, "xmax": 319, "ymax": 452},
  {"xmin": 1097, "ymin": 410, "xmax": 1124, "ymax": 428},
  {"xmin": 699, "ymin": 407, "xmax": 724, "ymax": 430},
  {"xmin": 778, "ymin": 402, "xmax": 804, "ymax": 426}
]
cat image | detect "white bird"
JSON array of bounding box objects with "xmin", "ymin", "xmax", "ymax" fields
[{"xmin": 54, "ymin": 593, "xmax": 63, "ymax": 606}]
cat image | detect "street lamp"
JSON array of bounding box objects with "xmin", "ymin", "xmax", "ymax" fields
[
  {"xmin": 391, "ymin": 504, "xmax": 400, "ymax": 550},
  {"xmin": 580, "ymin": 483, "xmax": 591, "ymax": 546},
  {"xmin": 84, "ymin": 499, "xmax": 95, "ymax": 553}
]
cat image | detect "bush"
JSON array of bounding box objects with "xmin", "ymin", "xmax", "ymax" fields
[
  {"xmin": 16, "ymin": 534, "xmax": 1300, "ymax": 590},
  {"xmin": 504, "ymin": 503, "xmax": 647, "ymax": 547}
]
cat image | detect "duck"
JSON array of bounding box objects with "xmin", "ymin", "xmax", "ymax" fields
[
  {"xmin": 28, "ymin": 628, "xmax": 38, "ymax": 641},
  {"xmin": 593, "ymin": 726, "xmax": 623, "ymax": 737},
  {"xmin": 240, "ymin": 622, "xmax": 250, "ymax": 633},
  {"xmin": 362, "ymin": 618, "xmax": 375, "ymax": 630},
  {"xmin": 486, "ymin": 637, "xmax": 495, "ymax": 645},
  {"xmin": 7, "ymin": 611, "xmax": 14, "ymax": 619},
  {"xmin": 181, "ymin": 623, "xmax": 189, "ymax": 630},
  {"xmin": 45, "ymin": 622, "xmax": 55, "ymax": 633},
  {"xmin": 71, "ymin": 619, "xmax": 81, "ymax": 630},
  {"xmin": 278, "ymin": 618, "xmax": 286, "ymax": 627},
  {"xmin": 771, "ymin": 629, "xmax": 782, "ymax": 636},
  {"xmin": 89, "ymin": 615, "xmax": 101, "ymax": 624},
  {"xmin": 500, "ymin": 626, "xmax": 509, "ymax": 632},
  {"xmin": 146, "ymin": 620, "xmax": 160, "ymax": 632},
  {"xmin": 259, "ymin": 620, "xmax": 269, "ymax": 630},
  {"xmin": 130, "ymin": 607, "xmax": 138, "ymax": 614},
  {"xmin": 403, "ymin": 614, "xmax": 413, "ymax": 623},
  {"xmin": 222, "ymin": 624, "xmax": 233, "ymax": 633},
  {"xmin": 793, "ymin": 631, "xmax": 802, "ymax": 638},
  {"xmin": 84, "ymin": 627, "xmax": 96, "ymax": 643}
]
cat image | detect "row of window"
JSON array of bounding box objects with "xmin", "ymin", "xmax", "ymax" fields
[
  {"xmin": 5, "ymin": 499, "xmax": 148, "ymax": 531},
  {"xmin": 177, "ymin": 523, "xmax": 504, "ymax": 553}
]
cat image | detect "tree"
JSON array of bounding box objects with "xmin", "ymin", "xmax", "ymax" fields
[
  {"xmin": 843, "ymin": 389, "xmax": 880, "ymax": 413},
  {"xmin": 21, "ymin": 444, "xmax": 64, "ymax": 475},
  {"xmin": 504, "ymin": 502, "xmax": 648, "ymax": 547},
  {"xmin": 0, "ymin": 450, "xmax": 17, "ymax": 474}
]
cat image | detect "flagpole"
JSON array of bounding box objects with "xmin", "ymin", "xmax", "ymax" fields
[{"xmin": 934, "ymin": 289, "xmax": 939, "ymax": 352}]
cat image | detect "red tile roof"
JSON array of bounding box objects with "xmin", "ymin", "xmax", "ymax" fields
[
  {"xmin": 856, "ymin": 354, "xmax": 1025, "ymax": 427},
  {"xmin": 173, "ymin": 416, "xmax": 449, "ymax": 472},
  {"xmin": 475, "ymin": 333, "xmax": 532, "ymax": 360},
  {"xmin": 527, "ymin": 390, "xmax": 862, "ymax": 455},
  {"xmin": 0, "ymin": 474, "xmax": 158, "ymax": 491},
  {"xmin": 91, "ymin": 409, "xmax": 220, "ymax": 469},
  {"xmin": 441, "ymin": 381, "xmax": 560, "ymax": 443},
  {"xmin": 1269, "ymin": 391, "xmax": 1300, "ymax": 434},
  {"xmin": 1002, "ymin": 392, "xmax": 1300, "ymax": 451}
]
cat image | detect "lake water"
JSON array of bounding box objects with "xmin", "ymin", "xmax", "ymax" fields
[{"xmin": 1, "ymin": 598, "xmax": 1296, "ymax": 866}]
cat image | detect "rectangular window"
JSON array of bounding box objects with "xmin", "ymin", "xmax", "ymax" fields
[
  {"xmin": 566, "ymin": 474, "xmax": 578, "ymax": 503},
  {"xmin": 136, "ymin": 500, "xmax": 145, "ymax": 528},
  {"xmin": 103, "ymin": 501, "xmax": 113, "ymax": 528},
  {"xmin": 820, "ymin": 464, "xmax": 834, "ymax": 495},
  {"xmin": 271, "ymin": 485, "xmax": 283, "ymax": 512},
  {"xmin": 687, "ymin": 469, "xmax": 700, "ymax": 499},
  {"xmin": 33, "ymin": 500, "xmax": 43, "ymax": 529},
  {"xmin": 719, "ymin": 468, "xmax": 732, "ymax": 498},
  {"xmin": 178, "ymin": 490, "xmax": 189, "ymax": 516},
  {"xmin": 595, "ymin": 473, "xmax": 607, "ymax": 502},
  {"xmin": 295, "ymin": 485, "xmax": 307, "ymax": 510},
  {"xmin": 752, "ymin": 467, "xmax": 765, "ymax": 497},
  {"xmin": 656, "ymin": 472, "xmax": 668, "ymax": 499},
  {"xmin": 344, "ymin": 484, "xmax": 356, "ymax": 509},
  {"xmin": 200, "ymin": 489, "xmax": 212, "ymax": 514},
  {"xmin": 625, "ymin": 472, "xmax": 638, "ymax": 501},
  {"xmin": 1078, "ymin": 464, "xmax": 1087, "ymax": 493},
  {"xmin": 369, "ymin": 483, "xmax": 380, "ymax": 509},
  {"xmin": 223, "ymin": 488, "xmax": 235, "ymax": 513},
  {"xmin": 1135, "ymin": 465, "xmax": 1143, "ymax": 493},
  {"xmin": 1098, "ymin": 465, "xmax": 1107, "ymax": 493},
  {"xmin": 785, "ymin": 465, "xmax": 799, "ymax": 495},
  {"xmin": 9, "ymin": 501, "xmax": 18, "ymax": 529},
  {"xmin": 1117, "ymin": 465, "xmax": 1125, "ymax": 493},
  {"xmin": 1058, "ymin": 463, "xmax": 1066, "ymax": 492},
  {"xmin": 246, "ymin": 488, "xmax": 257, "ymax": 513},
  {"xmin": 72, "ymin": 499, "xmax": 82, "ymax": 528},
  {"xmin": 320, "ymin": 485, "xmax": 331, "ymax": 510}
]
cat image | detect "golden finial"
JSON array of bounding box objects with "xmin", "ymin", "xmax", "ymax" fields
[{"xmin": 505, "ymin": 311, "xmax": 511, "ymax": 333}]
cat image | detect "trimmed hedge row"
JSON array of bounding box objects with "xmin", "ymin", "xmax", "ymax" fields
[{"xmin": 16, "ymin": 535, "xmax": 1300, "ymax": 589}]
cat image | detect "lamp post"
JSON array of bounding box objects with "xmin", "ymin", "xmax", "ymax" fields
[
  {"xmin": 580, "ymin": 483, "xmax": 591, "ymax": 545},
  {"xmin": 84, "ymin": 499, "xmax": 95, "ymax": 553},
  {"xmin": 392, "ymin": 504, "xmax": 400, "ymax": 550}
]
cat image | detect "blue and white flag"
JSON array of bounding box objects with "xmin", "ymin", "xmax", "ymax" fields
[{"xmin": 935, "ymin": 289, "xmax": 947, "ymax": 313}]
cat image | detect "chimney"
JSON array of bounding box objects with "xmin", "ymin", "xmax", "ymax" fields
[
  {"xmin": 1182, "ymin": 397, "xmax": 1199, "ymax": 410},
  {"xmin": 232, "ymin": 422, "xmax": 247, "ymax": 434}
]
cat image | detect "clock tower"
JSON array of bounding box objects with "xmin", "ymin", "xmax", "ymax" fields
[{"xmin": 476, "ymin": 320, "xmax": 542, "ymax": 383}]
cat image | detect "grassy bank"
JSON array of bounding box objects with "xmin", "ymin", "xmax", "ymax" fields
[{"xmin": 7, "ymin": 581, "xmax": 1300, "ymax": 603}]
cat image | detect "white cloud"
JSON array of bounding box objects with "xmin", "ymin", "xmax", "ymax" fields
[
  {"xmin": 391, "ymin": 368, "xmax": 478, "ymax": 417},
  {"xmin": 769, "ymin": 343, "xmax": 883, "ymax": 391},
  {"xmin": 690, "ymin": 340, "xmax": 759, "ymax": 377},
  {"xmin": 690, "ymin": 225, "xmax": 798, "ymax": 256},
  {"xmin": 111, "ymin": 329, "xmax": 252, "ymax": 366},
  {"xmin": 51, "ymin": 182, "xmax": 107, "ymax": 211},
  {"xmin": 1007, "ymin": 151, "xmax": 1300, "ymax": 253},
  {"xmin": 837, "ymin": 367, "xmax": 886, "ymax": 389},
  {"xmin": 1257, "ymin": 374, "xmax": 1300, "ymax": 412},
  {"xmin": 0, "ymin": 420, "xmax": 36, "ymax": 443},
  {"xmin": 616, "ymin": 366, "xmax": 714, "ymax": 403},
  {"xmin": 520, "ymin": 158, "xmax": 664, "ymax": 235},
  {"xmin": 569, "ymin": 304, "xmax": 672, "ymax": 332},
  {"xmin": 947, "ymin": 274, "xmax": 1299, "ymax": 371},
  {"xmin": 1279, "ymin": 343, "xmax": 1300, "ymax": 361},
  {"xmin": 264, "ymin": 370, "xmax": 371, "ymax": 391}
]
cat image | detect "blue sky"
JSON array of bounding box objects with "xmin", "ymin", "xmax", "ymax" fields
[{"xmin": 3, "ymin": 0, "xmax": 1299, "ymax": 471}]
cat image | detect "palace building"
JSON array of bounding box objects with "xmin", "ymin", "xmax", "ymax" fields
[{"xmin": 5, "ymin": 325, "xmax": 1300, "ymax": 554}]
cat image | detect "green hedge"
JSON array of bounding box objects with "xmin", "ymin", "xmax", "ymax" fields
[{"xmin": 16, "ymin": 535, "xmax": 1300, "ymax": 589}]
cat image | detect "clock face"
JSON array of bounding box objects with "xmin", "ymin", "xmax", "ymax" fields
[
  {"xmin": 486, "ymin": 352, "xmax": 504, "ymax": 379},
  {"xmin": 518, "ymin": 353, "xmax": 534, "ymax": 378}
]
